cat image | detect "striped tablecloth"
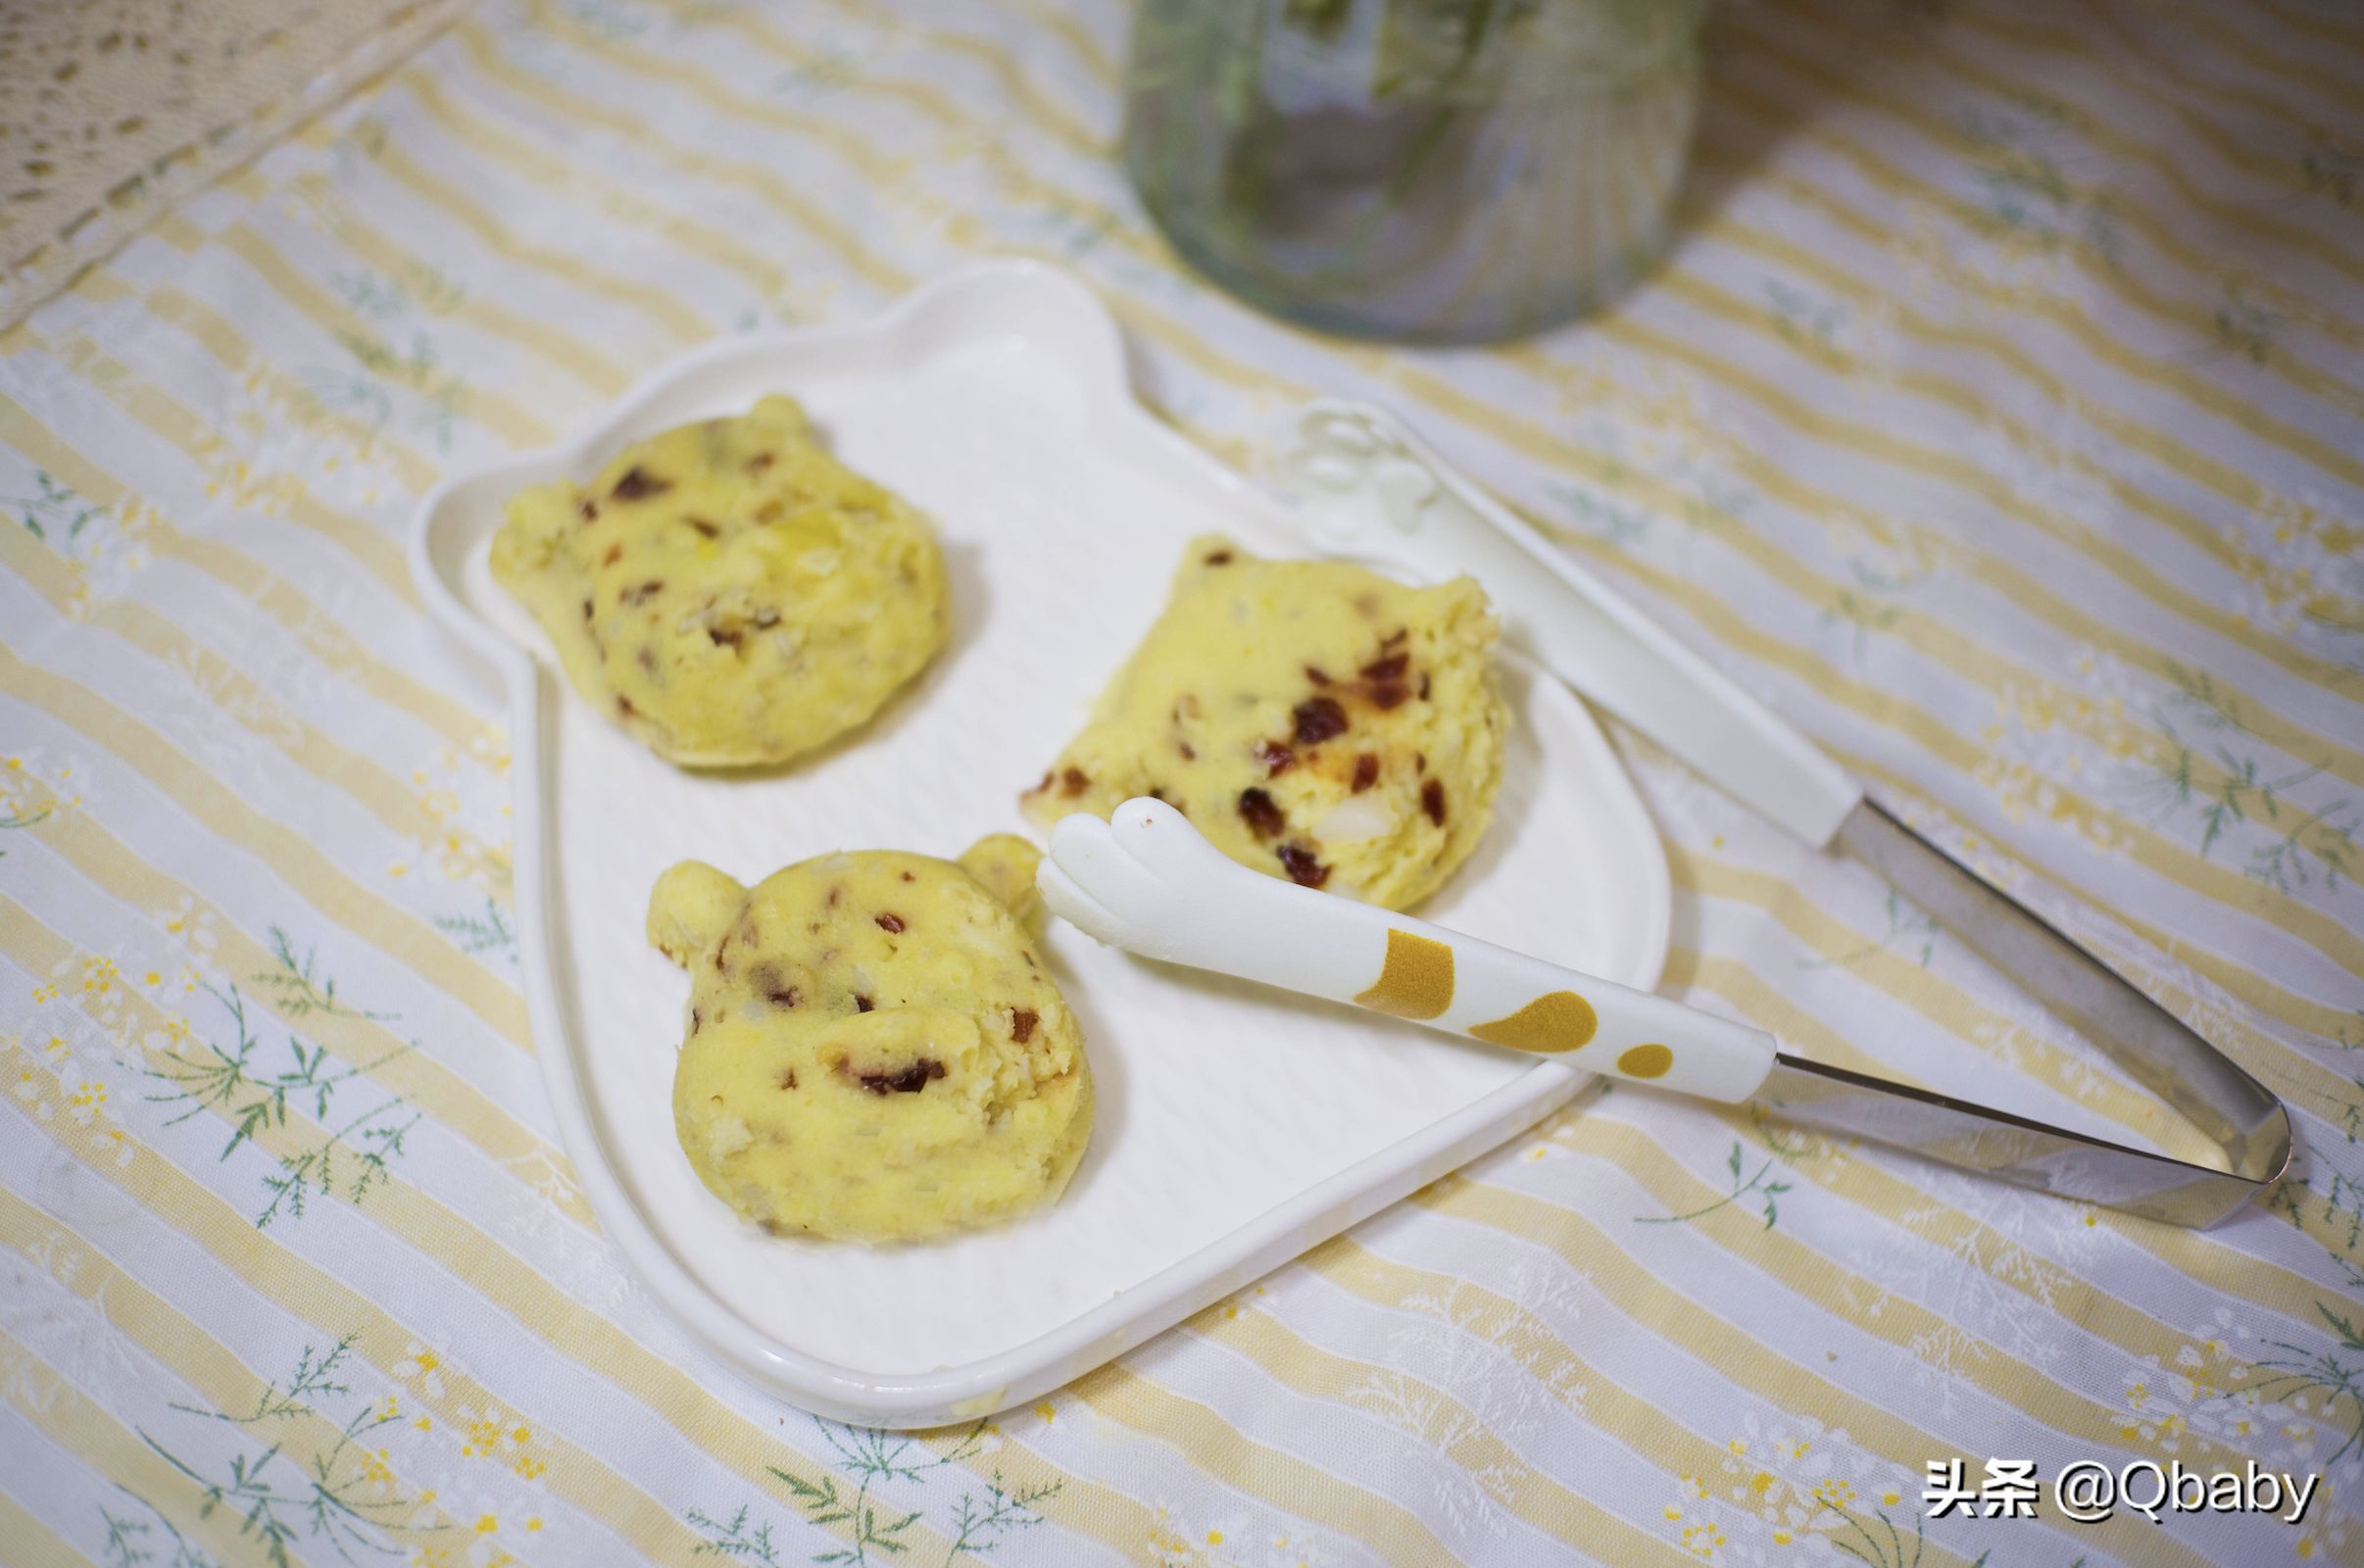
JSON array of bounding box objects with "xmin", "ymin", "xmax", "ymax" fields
[{"xmin": 5, "ymin": 1, "xmax": 2361, "ymax": 1563}]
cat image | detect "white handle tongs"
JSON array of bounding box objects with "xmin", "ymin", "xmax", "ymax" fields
[{"xmin": 1054, "ymin": 404, "xmax": 2291, "ymax": 1230}]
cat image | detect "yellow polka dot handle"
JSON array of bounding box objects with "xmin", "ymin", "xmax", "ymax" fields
[{"xmin": 1040, "ymin": 798, "xmax": 1777, "ymax": 1102}]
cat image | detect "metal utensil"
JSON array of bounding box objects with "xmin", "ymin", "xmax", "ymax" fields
[{"xmin": 1247, "ymin": 402, "xmax": 2291, "ymax": 1228}]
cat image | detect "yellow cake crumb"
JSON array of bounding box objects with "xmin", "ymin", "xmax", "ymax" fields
[
  {"xmin": 653, "ymin": 840, "xmax": 1091, "ymax": 1244},
  {"xmin": 1023, "ymin": 537, "xmax": 1506, "ymax": 909},
  {"xmin": 491, "ymin": 395, "xmax": 948, "ymax": 766}
]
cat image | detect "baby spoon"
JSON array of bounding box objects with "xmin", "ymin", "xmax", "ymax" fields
[
  {"xmin": 1040, "ymin": 797, "xmax": 2290, "ymax": 1226},
  {"xmin": 1038, "ymin": 796, "xmax": 1777, "ymax": 1102}
]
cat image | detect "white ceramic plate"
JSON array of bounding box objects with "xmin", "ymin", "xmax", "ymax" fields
[{"xmin": 411, "ymin": 262, "xmax": 1670, "ymax": 1427}]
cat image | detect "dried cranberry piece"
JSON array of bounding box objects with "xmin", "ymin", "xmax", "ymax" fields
[
  {"xmin": 859, "ymin": 1059, "xmax": 945, "ymax": 1095},
  {"xmin": 1238, "ymin": 788, "xmax": 1286, "ymax": 840},
  {"xmin": 1277, "ymin": 844, "xmax": 1330, "ymax": 888},
  {"xmin": 1293, "ymin": 696, "xmax": 1349, "ymax": 745},
  {"xmin": 1253, "ymin": 738, "xmax": 1296, "ymax": 776}
]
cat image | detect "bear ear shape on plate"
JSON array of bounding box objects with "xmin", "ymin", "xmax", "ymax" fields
[
  {"xmin": 647, "ymin": 859, "xmax": 748, "ymax": 968},
  {"xmin": 957, "ymin": 833, "xmax": 1046, "ymax": 935}
]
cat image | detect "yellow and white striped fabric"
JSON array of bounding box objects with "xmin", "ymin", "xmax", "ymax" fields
[{"xmin": 4, "ymin": 0, "xmax": 2361, "ymax": 1563}]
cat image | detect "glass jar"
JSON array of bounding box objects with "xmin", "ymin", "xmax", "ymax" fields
[{"xmin": 1122, "ymin": 0, "xmax": 1710, "ymax": 344}]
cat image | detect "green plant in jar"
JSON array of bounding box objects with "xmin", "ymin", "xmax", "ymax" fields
[{"xmin": 1123, "ymin": 0, "xmax": 1709, "ymax": 343}]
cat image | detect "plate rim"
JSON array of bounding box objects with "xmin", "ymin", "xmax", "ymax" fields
[{"xmin": 407, "ymin": 259, "xmax": 1671, "ymax": 1426}]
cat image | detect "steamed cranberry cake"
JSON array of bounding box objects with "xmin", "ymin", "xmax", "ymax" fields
[
  {"xmin": 651, "ymin": 838, "xmax": 1092, "ymax": 1244},
  {"xmin": 490, "ymin": 395, "xmax": 949, "ymax": 766},
  {"xmin": 1023, "ymin": 536, "xmax": 1507, "ymax": 910}
]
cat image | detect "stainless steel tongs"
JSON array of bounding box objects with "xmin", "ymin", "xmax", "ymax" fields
[{"xmin": 1245, "ymin": 403, "xmax": 2291, "ymax": 1228}]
